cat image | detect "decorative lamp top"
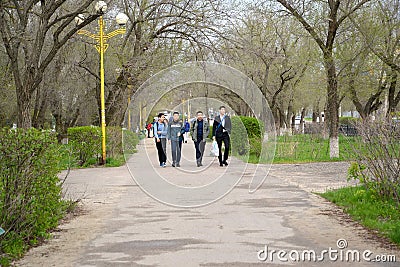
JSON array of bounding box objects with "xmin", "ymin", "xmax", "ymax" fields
[
  {"xmin": 74, "ymin": 14, "xmax": 85, "ymax": 25},
  {"xmin": 116, "ymin": 13, "xmax": 129, "ymax": 26},
  {"xmin": 95, "ymin": 1, "xmax": 107, "ymax": 14}
]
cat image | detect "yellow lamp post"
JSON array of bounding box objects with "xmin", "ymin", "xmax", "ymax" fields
[{"xmin": 75, "ymin": 1, "xmax": 129, "ymax": 164}]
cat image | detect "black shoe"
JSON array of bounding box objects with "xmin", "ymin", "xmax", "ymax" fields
[
  {"xmin": 176, "ymin": 163, "xmax": 180, "ymax": 167},
  {"xmin": 219, "ymin": 162, "xmax": 223, "ymax": 167},
  {"xmin": 172, "ymin": 163, "xmax": 176, "ymax": 167},
  {"xmin": 223, "ymin": 161, "xmax": 228, "ymax": 166},
  {"xmin": 197, "ymin": 162, "xmax": 201, "ymax": 167},
  {"xmin": 199, "ymin": 162, "xmax": 203, "ymax": 166}
]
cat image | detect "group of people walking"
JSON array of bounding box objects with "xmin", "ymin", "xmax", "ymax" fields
[{"xmin": 152, "ymin": 106, "xmax": 231, "ymax": 168}]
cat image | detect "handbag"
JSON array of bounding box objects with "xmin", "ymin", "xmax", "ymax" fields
[{"xmin": 210, "ymin": 140, "xmax": 219, "ymax": 156}]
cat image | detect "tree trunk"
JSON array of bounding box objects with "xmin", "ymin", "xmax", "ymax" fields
[
  {"xmin": 291, "ymin": 114, "xmax": 295, "ymax": 135},
  {"xmin": 312, "ymin": 110, "xmax": 318, "ymax": 123},
  {"xmin": 324, "ymin": 55, "xmax": 339, "ymax": 158},
  {"xmin": 16, "ymin": 85, "xmax": 33, "ymax": 129},
  {"xmin": 387, "ymin": 67, "xmax": 398, "ymax": 116},
  {"xmin": 105, "ymin": 70, "xmax": 132, "ymax": 126},
  {"xmin": 273, "ymin": 107, "xmax": 281, "ymax": 136},
  {"xmin": 287, "ymin": 98, "xmax": 294, "ymax": 126},
  {"xmin": 300, "ymin": 107, "xmax": 306, "ymax": 134},
  {"xmin": 32, "ymin": 85, "xmax": 49, "ymax": 129}
]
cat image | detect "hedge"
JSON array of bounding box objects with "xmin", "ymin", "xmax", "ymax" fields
[
  {"xmin": 67, "ymin": 126, "xmax": 101, "ymax": 166},
  {"xmin": 0, "ymin": 128, "xmax": 66, "ymax": 265},
  {"xmin": 67, "ymin": 126, "xmax": 139, "ymax": 166},
  {"xmin": 231, "ymin": 116, "xmax": 264, "ymax": 157}
]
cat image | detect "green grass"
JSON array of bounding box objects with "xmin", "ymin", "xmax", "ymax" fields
[
  {"xmin": 320, "ymin": 186, "xmax": 400, "ymax": 245},
  {"xmin": 239, "ymin": 134, "xmax": 359, "ymax": 164},
  {"xmin": 105, "ymin": 155, "xmax": 126, "ymax": 167}
]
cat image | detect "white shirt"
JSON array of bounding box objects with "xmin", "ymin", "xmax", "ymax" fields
[{"xmin": 220, "ymin": 114, "xmax": 226, "ymax": 132}]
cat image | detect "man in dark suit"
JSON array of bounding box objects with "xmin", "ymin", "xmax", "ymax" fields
[{"xmin": 212, "ymin": 106, "xmax": 231, "ymax": 166}]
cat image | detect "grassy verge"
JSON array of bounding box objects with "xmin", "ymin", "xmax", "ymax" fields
[
  {"xmin": 273, "ymin": 134, "xmax": 357, "ymax": 163},
  {"xmin": 319, "ymin": 186, "xmax": 400, "ymax": 245},
  {"xmin": 237, "ymin": 134, "xmax": 359, "ymax": 164}
]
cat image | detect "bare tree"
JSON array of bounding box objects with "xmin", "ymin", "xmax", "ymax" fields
[
  {"xmin": 350, "ymin": 0, "xmax": 400, "ymax": 116},
  {"xmin": 0, "ymin": 0, "xmax": 102, "ymax": 128},
  {"xmin": 100, "ymin": 0, "xmax": 225, "ymax": 126},
  {"xmin": 275, "ymin": 0, "xmax": 371, "ymax": 158}
]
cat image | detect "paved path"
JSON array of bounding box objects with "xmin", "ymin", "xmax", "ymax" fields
[{"xmin": 16, "ymin": 138, "xmax": 399, "ymax": 266}]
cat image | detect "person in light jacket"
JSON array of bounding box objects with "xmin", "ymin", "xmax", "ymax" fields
[{"xmin": 154, "ymin": 113, "xmax": 168, "ymax": 167}]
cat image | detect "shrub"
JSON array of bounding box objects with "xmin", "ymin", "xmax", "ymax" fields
[
  {"xmin": 107, "ymin": 126, "xmax": 123, "ymax": 158},
  {"xmin": 0, "ymin": 128, "xmax": 66, "ymax": 264},
  {"xmin": 249, "ymin": 137, "xmax": 262, "ymax": 157},
  {"xmin": 229, "ymin": 116, "xmax": 265, "ymax": 157},
  {"xmin": 67, "ymin": 126, "xmax": 101, "ymax": 166},
  {"xmin": 66, "ymin": 126, "xmax": 140, "ymax": 167},
  {"xmin": 121, "ymin": 128, "xmax": 140, "ymax": 156},
  {"xmin": 349, "ymin": 118, "xmax": 400, "ymax": 205},
  {"xmin": 230, "ymin": 116, "xmax": 250, "ymax": 155},
  {"xmin": 239, "ymin": 116, "xmax": 263, "ymax": 138}
]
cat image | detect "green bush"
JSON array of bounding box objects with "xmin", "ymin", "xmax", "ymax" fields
[
  {"xmin": 0, "ymin": 128, "xmax": 66, "ymax": 264},
  {"xmin": 67, "ymin": 126, "xmax": 101, "ymax": 166},
  {"xmin": 230, "ymin": 116, "xmax": 264, "ymax": 157},
  {"xmin": 122, "ymin": 128, "xmax": 140, "ymax": 156},
  {"xmin": 107, "ymin": 126, "xmax": 123, "ymax": 158},
  {"xmin": 230, "ymin": 116, "xmax": 250, "ymax": 155},
  {"xmin": 65, "ymin": 126, "xmax": 140, "ymax": 168},
  {"xmin": 239, "ymin": 116, "xmax": 263, "ymax": 138},
  {"xmin": 249, "ymin": 137, "xmax": 262, "ymax": 157}
]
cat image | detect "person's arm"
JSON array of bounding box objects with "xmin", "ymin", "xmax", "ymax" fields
[
  {"xmin": 161, "ymin": 123, "xmax": 168, "ymax": 136},
  {"xmin": 167, "ymin": 123, "xmax": 171, "ymax": 140},
  {"xmin": 205, "ymin": 121, "xmax": 210, "ymax": 140},
  {"xmin": 180, "ymin": 123, "xmax": 186, "ymax": 136},
  {"xmin": 154, "ymin": 123, "xmax": 159, "ymax": 138},
  {"xmin": 190, "ymin": 121, "xmax": 195, "ymax": 140},
  {"xmin": 225, "ymin": 116, "xmax": 232, "ymax": 134}
]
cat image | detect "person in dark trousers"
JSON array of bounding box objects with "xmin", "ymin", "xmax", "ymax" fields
[
  {"xmin": 190, "ymin": 111, "xmax": 209, "ymax": 167},
  {"xmin": 184, "ymin": 119, "xmax": 190, "ymax": 143},
  {"xmin": 154, "ymin": 113, "xmax": 168, "ymax": 167},
  {"xmin": 212, "ymin": 106, "xmax": 231, "ymax": 166},
  {"xmin": 167, "ymin": 112, "xmax": 185, "ymax": 167}
]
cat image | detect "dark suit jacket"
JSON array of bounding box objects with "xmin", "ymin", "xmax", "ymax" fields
[{"xmin": 212, "ymin": 115, "xmax": 231, "ymax": 138}]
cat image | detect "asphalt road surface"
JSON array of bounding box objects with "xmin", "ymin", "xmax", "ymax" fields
[{"xmin": 16, "ymin": 138, "xmax": 399, "ymax": 267}]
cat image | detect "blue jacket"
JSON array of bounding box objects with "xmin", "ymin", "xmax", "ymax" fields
[
  {"xmin": 184, "ymin": 121, "xmax": 190, "ymax": 132},
  {"xmin": 154, "ymin": 121, "xmax": 167, "ymax": 139}
]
